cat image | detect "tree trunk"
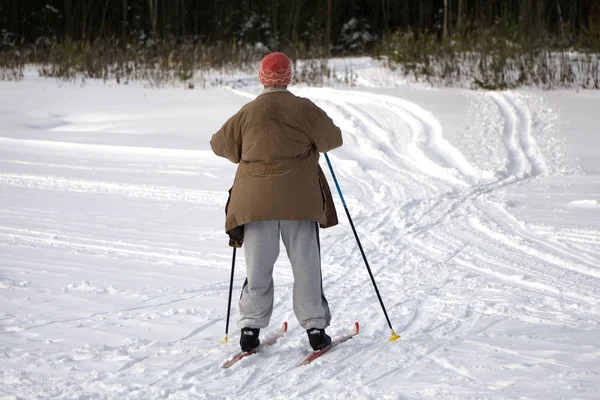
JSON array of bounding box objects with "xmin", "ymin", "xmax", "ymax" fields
[
  {"xmin": 381, "ymin": 0, "xmax": 390, "ymax": 35},
  {"xmin": 290, "ymin": 0, "xmax": 302, "ymax": 58},
  {"xmin": 181, "ymin": 0, "xmax": 186, "ymax": 36},
  {"xmin": 537, "ymin": 0, "xmax": 545, "ymax": 37},
  {"xmin": 293, "ymin": 0, "xmax": 302, "ymax": 43},
  {"xmin": 556, "ymin": 2, "xmax": 565, "ymax": 40},
  {"xmin": 325, "ymin": 0, "xmax": 332, "ymax": 57},
  {"xmin": 418, "ymin": 1, "xmax": 424, "ymax": 32},
  {"xmin": 81, "ymin": 0, "xmax": 86, "ymax": 40},
  {"xmin": 443, "ymin": 0, "xmax": 448, "ymax": 39},
  {"xmin": 175, "ymin": 0, "xmax": 180, "ymax": 37},
  {"xmin": 520, "ymin": 0, "xmax": 531, "ymax": 35},
  {"xmin": 64, "ymin": 0, "xmax": 73, "ymax": 38},
  {"xmin": 99, "ymin": 0, "xmax": 110, "ymax": 39},
  {"xmin": 148, "ymin": 0, "xmax": 157, "ymax": 34},
  {"xmin": 121, "ymin": 0, "xmax": 128, "ymax": 43},
  {"xmin": 590, "ymin": 0, "xmax": 600, "ymax": 32},
  {"xmin": 271, "ymin": 0, "xmax": 279, "ymax": 46}
]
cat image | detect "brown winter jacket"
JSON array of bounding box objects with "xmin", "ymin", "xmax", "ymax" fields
[{"xmin": 210, "ymin": 88, "xmax": 343, "ymax": 247}]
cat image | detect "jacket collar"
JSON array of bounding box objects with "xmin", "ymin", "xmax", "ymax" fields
[{"xmin": 260, "ymin": 86, "xmax": 291, "ymax": 95}]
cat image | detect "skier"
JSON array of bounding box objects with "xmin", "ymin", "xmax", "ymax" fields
[{"xmin": 210, "ymin": 52, "xmax": 343, "ymax": 353}]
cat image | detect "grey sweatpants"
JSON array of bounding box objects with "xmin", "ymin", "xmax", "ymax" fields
[{"xmin": 238, "ymin": 220, "xmax": 331, "ymax": 330}]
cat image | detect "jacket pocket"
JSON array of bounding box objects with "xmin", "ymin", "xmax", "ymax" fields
[
  {"xmin": 225, "ymin": 187, "xmax": 233, "ymax": 215},
  {"xmin": 318, "ymin": 167, "xmax": 339, "ymax": 228},
  {"xmin": 225, "ymin": 186, "xmax": 244, "ymax": 247}
]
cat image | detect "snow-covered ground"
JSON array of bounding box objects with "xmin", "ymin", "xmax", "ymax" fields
[{"xmin": 1, "ymin": 63, "xmax": 599, "ymax": 399}]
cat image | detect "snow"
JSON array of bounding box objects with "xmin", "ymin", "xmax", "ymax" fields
[
  {"xmin": 1, "ymin": 61, "xmax": 600, "ymax": 399},
  {"xmin": 570, "ymin": 200, "xmax": 599, "ymax": 208}
]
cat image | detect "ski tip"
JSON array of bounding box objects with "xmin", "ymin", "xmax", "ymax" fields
[
  {"xmin": 353, "ymin": 321, "xmax": 360, "ymax": 335},
  {"xmin": 283, "ymin": 321, "xmax": 288, "ymax": 332},
  {"xmin": 221, "ymin": 357, "xmax": 236, "ymax": 369}
]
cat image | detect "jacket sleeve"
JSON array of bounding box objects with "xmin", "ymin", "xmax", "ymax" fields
[
  {"xmin": 306, "ymin": 100, "xmax": 343, "ymax": 153},
  {"xmin": 210, "ymin": 111, "xmax": 243, "ymax": 164}
]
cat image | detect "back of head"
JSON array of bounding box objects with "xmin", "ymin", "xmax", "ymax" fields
[{"xmin": 258, "ymin": 52, "xmax": 292, "ymax": 87}]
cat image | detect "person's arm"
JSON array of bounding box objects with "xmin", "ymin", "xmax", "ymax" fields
[
  {"xmin": 210, "ymin": 111, "xmax": 243, "ymax": 164},
  {"xmin": 305, "ymin": 100, "xmax": 343, "ymax": 153}
]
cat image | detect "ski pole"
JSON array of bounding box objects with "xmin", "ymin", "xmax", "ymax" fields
[
  {"xmin": 324, "ymin": 153, "xmax": 400, "ymax": 342},
  {"xmin": 220, "ymin": 247, "xmax": 237, "ymax": 344}
]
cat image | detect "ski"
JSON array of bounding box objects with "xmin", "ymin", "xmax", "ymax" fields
[
  {"xmin": 221, "ymin": 321, "xmax": 288, "ymax": 368},
  {"xmin": 297, "ymin": 321, "xmax": 360, "ymax": 366}
]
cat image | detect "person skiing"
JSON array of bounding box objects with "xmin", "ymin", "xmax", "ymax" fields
[{"xmin": 210, "ymin": 52, "xmax": 343, "ymax": 352}]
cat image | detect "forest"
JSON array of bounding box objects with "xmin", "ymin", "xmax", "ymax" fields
[{"xmin": 1, "ymin": 1, "xmax": 599, "ymax": 88}]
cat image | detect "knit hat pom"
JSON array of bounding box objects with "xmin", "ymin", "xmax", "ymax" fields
[{"xmin": 258, "ymin": 52, "xmax": 292, "ymax": 87}]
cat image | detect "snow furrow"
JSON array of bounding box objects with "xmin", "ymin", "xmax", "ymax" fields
[
  {"xmin": 489, "ymin": 92, "xmax": 549, "ymax": 178},
  {"xmin": 489, "ymin": 92, "xmax": 530, "ymax": 177},
  {"xmin": 0, "ymin": 173, "xmax": 225, "ymax": 206},
  {"xmin": 0, "ymin": 136, "xmax": 213, "ymax": 160},
  {"xmin": 0, "ymin": 226, "xmax": 228, "ymax": 270}
]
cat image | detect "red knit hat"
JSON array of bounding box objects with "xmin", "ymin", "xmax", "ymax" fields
[{"xmin": 258, "ymin": 52, "xmax": 292, "ymax": 87}]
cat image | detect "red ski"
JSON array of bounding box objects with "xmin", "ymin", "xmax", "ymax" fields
[
  {"xmin": 297, "ymin": 321, "xmax": 360, "ymax": 366},
  {"xmin": 221, "ymin": 321, "xmax": 288, "ymax": 368}
]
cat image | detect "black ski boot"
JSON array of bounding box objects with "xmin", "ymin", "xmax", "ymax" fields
[
  {"xmin": 240, "ymin": 327, "xmax": 260, "ymax": 352},
  {"xmin": 306, "ymin": 328, "xmax": 332, "ymax": 351}
]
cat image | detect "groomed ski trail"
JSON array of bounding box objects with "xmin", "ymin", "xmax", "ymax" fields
[{"xmin": 1, "ymin": 82, "xmax": 599, "ymax": 399}]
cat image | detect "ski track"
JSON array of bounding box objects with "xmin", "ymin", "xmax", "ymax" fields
[
  {"xmin": 0, "ymin": 226, "xmax": 229, "ymax": 270},
  {"xmin": 0, "ymin": 173, "xmax": 225, "ymax": 206},
  {"xmin": 1, "ymin": 85, "xmax": 599, "ymax": 399},
  {"xmin": 0, "ymin": 136, "xmax": 215, "ymax": 160},
  {"xmin": 488, "ymin": 92, "xmax": 549, "ymax": 178}
]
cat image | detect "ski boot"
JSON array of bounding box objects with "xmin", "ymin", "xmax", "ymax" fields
[
  {"xmin": 306, "ymin": 328, "xmax": 332, "ymax": 351},
  {"xmin": 240, "ymin": 327, "xmax": 260, "ymax": 352}
]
